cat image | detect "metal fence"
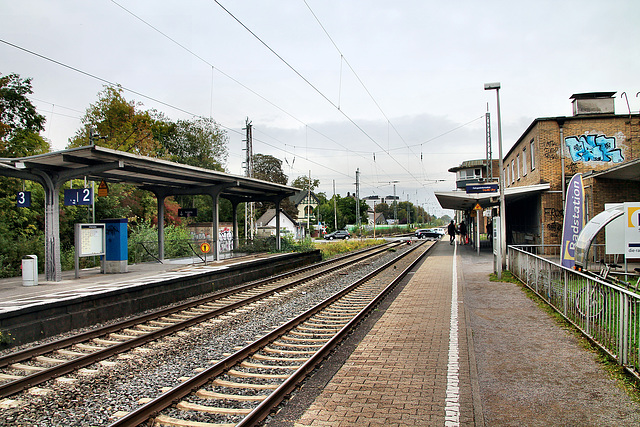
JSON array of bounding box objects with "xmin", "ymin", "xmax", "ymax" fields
[{"xmin": 509, "ymin": 245, "xmax": 640, "ymax": 380}]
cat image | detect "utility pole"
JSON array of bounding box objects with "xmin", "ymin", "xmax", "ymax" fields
[
  {"xmin": 333, "ymin": 179, "xmax": 337, "ymax": 230},
  {"xmin": 393, "ymin": 183, "xmax": 397, "ymax": 223},
  {"xmin": 307, "ymin": 170, "xmax": 311, "ymax": 235},
  {"xmin": 355, "ymin": 168, "xmax": 361, "ymax": 229},
  {"xmin": 485, "ymin": 106, "xmax": 493, "ymax": 180},
  {"xmin": 243, "ymin": 118, "xmax": 253, "ymax": 240}
]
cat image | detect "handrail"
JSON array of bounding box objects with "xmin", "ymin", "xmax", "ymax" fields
[{"xmin": 509, "ymin": 245, "xmax": 640, "ymax": 380}]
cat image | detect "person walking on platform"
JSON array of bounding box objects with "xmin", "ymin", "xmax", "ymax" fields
[
  {"xmin": 447, "ymin": 220, "xmax": 456, "ymax": 245},
  {"xmin": 459, "ymin": 221, "xmax": 467, "ymax": 245}
]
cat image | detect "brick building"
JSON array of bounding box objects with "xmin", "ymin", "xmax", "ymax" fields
[
  {"xmin": 504, "ymin": 92, "xmax": 640, "ymax": 246},
  {"xmin": 437, "ymin": 92, "xmax": 640, "ymax": 248}
]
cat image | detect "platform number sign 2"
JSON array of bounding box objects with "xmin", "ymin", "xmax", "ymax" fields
[
  {"xmin": 17, "ymin": 191, "xmax": 31, "ymax": 207},
  {"xmin": 64, "ymin": 188, "xmax": 93, "ymax": 206}
]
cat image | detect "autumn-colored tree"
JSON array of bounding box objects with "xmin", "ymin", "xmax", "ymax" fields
[{"xmin": 68, "ymin": 86, "xmax": 161, "ymax": 156}]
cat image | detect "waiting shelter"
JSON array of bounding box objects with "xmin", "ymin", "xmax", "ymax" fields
[{"xmin": 0, "ymin": 145, "xmax": 301, "ymax": 282}]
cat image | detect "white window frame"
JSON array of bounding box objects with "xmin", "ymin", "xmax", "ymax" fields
[
  {"xmin": 530, "ymin": 140, "xmax": 536, "ymax": 170},
  {"xmin": 511, "ymin": 160, "xmax": 515, "ymax": 184},
  {"xmin": 516, "ymin": 154, "xmax": 520, "ymax": 180},
  {"xmin": 522, "ymin": 147, "xmax": 528, "ymax": 176}
]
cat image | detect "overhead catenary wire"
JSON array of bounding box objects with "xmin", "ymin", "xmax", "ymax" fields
[
  {"xmin": 211, "ymin": 0, "xmax": 425, "ymax": 187},
  {"xmin": 110, "ymin": 0, "xmax": 379, "ymax": 176}
]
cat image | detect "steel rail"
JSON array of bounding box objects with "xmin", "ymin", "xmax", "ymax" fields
[
  {"xmin": 108, "ymin": 240, "xmax": 434, "ymax": 427},
  {"xmin": 0, "ymin": 242, "xmax": 398, "ymax": 398},
  {"xmin": 0, "ymin": 241, "xmax": 396, "ymax": 368}
]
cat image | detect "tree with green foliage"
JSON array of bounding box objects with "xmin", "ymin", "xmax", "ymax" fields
[
  {"xmin": 0, "ymin": 73, "xmax": 49, "ymax": 157},
  {"xmin": 160, "ymin": 117, "xmax": 228, "ymax": 171},
  {"xmin": 252, "ymin": 154, "xmax": 287, "ymax": 184},
  {"xmin": 250, "ymin": 153, "xmax": 296, "ymax": 220},
  {"xmin": 291, "ymin": 175, "xmax": 320, "ymax": 192},
  {"xmin": 0, "ymin": 73, "xmax": 51, "ymax": 276}
]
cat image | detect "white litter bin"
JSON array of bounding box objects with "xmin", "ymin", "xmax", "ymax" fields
[{"xmin": 22, "ymin": 255, "xmax": 38, "ymax": 287}]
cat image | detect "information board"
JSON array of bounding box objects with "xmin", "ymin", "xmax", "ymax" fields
[
  {"xmin": 624, "ymin": 202, "xmax": 640, "ymax": 257},
  {"xmin": 75, "ymin": 223, "xmax": 105, "ymax": 256}
]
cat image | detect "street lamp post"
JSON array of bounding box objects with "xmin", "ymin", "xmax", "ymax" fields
[{"xmin": 484, "ymin": 82, "xmax": 507, "ymax": 274}]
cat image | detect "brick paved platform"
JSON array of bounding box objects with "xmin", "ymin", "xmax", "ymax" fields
[
  {"xmin": 294, "ymin": 240, "xmax": 474, "ymax": 426},
  {"xmin": 291, "ymin": 240, "xmax": 640, "ymax": 427}
]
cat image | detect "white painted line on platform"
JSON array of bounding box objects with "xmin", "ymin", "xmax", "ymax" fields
[{"xmin": 445, "ymin": 242, "xmax": 460, "ymax": 426}]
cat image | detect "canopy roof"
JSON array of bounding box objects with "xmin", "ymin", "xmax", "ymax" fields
[
  {"xmin": 435, "ymin": 183, "xmax": 550, "ymax": 211},
  {"xmin": 0, "ymin": 145, "xmax": 300, "ymax": 202}
]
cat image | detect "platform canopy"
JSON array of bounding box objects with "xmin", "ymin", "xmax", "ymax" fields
[
  {"xmin": 0, "ymin": 145, "xmax": 302, "ymax": 281},
  {"xmin": 435, "ymin": 183, "xmax": 550, "ymax": 212}
]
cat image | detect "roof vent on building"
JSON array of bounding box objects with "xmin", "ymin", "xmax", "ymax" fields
[{"xmin": 570, "ymin": 92, "xmax": 615, "ymax": 116}]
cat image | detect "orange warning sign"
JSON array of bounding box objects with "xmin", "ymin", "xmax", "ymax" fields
[
  {"xmin": 473, "ymin": 203, "xmax": 482, "ymax": 210},
  {"xmin": 97, "ymin": 180, "xmax": 109, "ymax": 197}
]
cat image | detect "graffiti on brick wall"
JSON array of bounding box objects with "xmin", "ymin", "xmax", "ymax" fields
[
  {"xmin": 547, "ymin": 222, "xmax": 562, "ymax": 238},
  {"xmin": 565, "ymin": 134, "xmax": 624, "ymax": 163},
  {"xmin": 544, "ymin": 207, "xmax": 563, "ymax": 222}
]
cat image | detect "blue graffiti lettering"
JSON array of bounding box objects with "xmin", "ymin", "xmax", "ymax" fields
[{"xmin": 565, "ymin": 135, "xmax": 624, "ymax": 163}]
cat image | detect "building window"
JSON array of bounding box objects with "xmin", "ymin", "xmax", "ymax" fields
[
  {"xmin": 503, "ymin": 168, "xmax": 507, "ymax": 187},
  {"xmin": 530, "ymin": 139, "xmax": 536, "ymax": 170},
  {"xmin": 522, "ymin": 147, "xmax": 528, "ymax": 176},
  {"xmin": 516, "ymin": 154, "xmax": 520, "ymax": 180},
  {"xmin": 511, "ymin": 160, "xmax": 515, "ymax": 184}
]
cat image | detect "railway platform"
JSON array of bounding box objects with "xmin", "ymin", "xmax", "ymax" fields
[
  {"xmin": 0, "ymin": 250, "xmax": 321, "ymax": 346},
  {"xmin": 278, "ymin": 240, "xmax": 640, "ymax": 427}
]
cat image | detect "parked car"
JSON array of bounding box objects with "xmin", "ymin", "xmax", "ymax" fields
[
  {"xmin": 324, "ymin": 230, "xmax": 351, "ymax": 240},
  {"xmin": 415, "ymin": 228, "xmax": 443, "ymax": 239}
]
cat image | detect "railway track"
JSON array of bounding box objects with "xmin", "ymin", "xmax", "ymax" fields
[
  {"xmin": 0, "ymin": 241, "xmax": 401, "ymax": 399},
  {"xmin": 109, "ymin": 239, "xmax": 434, "ymax": 427}
]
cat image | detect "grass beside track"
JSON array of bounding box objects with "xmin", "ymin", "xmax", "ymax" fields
[{"xmin": 314, "ymin": 239, "xmax": 388, "ymax": 260}]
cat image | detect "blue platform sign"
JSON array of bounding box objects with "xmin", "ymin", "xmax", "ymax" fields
[
  {"xmin": 17, "ymin": 191, "xmax": 31, "ymax": 207},
  {"xmin": 64, "ymin": 188, "xmax": 93, "ymax": 206},
  {"xmin": 466, "ymin": 183, "xmax": 499, "ymax": 194}
]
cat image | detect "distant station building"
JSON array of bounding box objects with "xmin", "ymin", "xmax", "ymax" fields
[{"xmin": 437, "ymin": 92, "xmax": 640, "ymax": 253}]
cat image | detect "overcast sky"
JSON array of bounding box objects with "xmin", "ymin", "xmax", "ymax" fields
[{"xmin": 3, "ymin": 0, "xmax": 639, "ymax": 216}]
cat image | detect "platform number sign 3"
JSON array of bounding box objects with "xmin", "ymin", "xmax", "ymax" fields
[{"xmin": 17, "ymin": 191, "xmax": 31, "ymax": 207}]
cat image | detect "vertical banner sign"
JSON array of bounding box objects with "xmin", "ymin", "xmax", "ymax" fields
[
  {"xmin": 560, "ymin": 173, "xmax": 584, "ymax": 268},
  {"xmin": 623, "ymin": 202, "xmax": 640, "ymax": 257}
]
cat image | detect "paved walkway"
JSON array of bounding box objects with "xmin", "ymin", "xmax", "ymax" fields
[{"xmin": 292, "ymin": 240, "xmax": 640, "ymax": 426}]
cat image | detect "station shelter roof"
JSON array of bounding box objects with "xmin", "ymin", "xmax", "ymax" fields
[
  {"xmin": 0, "ymin": 145, "xmax": 301, "ymax": 202},
  {"xmin": 435, "ymin": 183, "xmax": 550, "ymax": 212}
]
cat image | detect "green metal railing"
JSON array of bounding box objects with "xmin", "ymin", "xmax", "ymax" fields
[{"xmin": 510, "ymin": 246, "xmax": 640, "ymax": 380}]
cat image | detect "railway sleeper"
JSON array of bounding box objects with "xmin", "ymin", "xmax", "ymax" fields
[
  {"xmin": 10, "ymin": 363, "xmax": 46, "ymax": 373},
  {"xmin": 251, "ymin": 353, "xmax": 307, "ymax": 363},
  {"xmin": 213, "ymin": 378, "xmax": 279, "ymax": 390},
  {"xmin": 263, "ymin": 346, "xmax": 315, "ymax": 355},
  {"xmin": 240, "ymin": 361, "xmax": 300, "ymax": 371},
  {"xmin": 227, "ymin": 369, "xmax": 289, "ymax": 380},
  {"xmin": 176, "ymin": 400, "xmax": 253, "ymax": 415},
  {"xmin": 56, "ymin": 349, "xmax": 85, "ymax": 357},
  {"xmin": 196, "ymin": 389, "xmax": 267, "ymax": 401},
  {"xmin": 93, "ymin": 338, "xmax": 123, "ymax": 346},
  {"xmin": 279, "ymin": 335, "xmax": 328, "ymax": 343},
  {"xmin": 289, "ymin": 330, "xmax": 334, "ymax": 338},
  {"xmin": 35, "ymin": 355, "xmax": 67, "ymax": 364},
  {"xmin": 271, "ymin": 340, "xmax": 323, "ymax": 349},
  {"xmin": 153, "ymin": 414, "xmax": 235, "ymax": 427}
]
